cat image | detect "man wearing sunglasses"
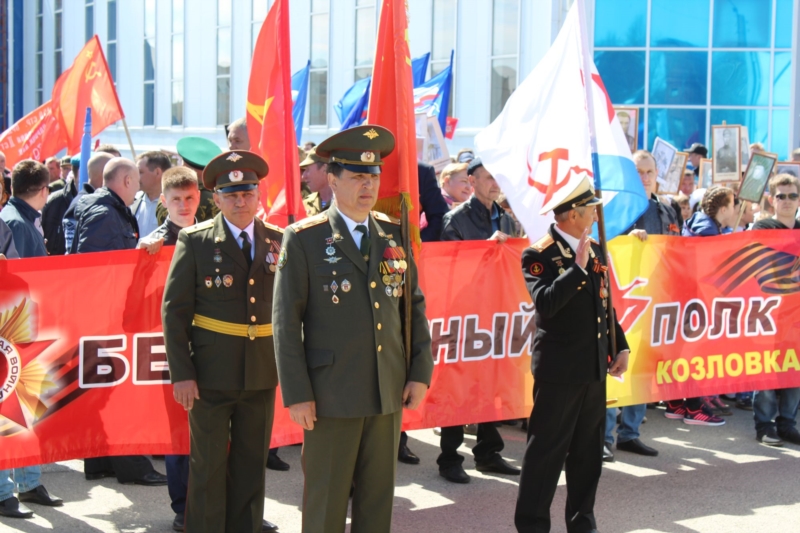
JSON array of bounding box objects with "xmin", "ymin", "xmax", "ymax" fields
[{"xmin": 749, "ymin": 173, "xmax": 800, "ymax": 447}]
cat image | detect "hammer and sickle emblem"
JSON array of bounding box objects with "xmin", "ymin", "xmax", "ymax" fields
[{"xmin": 84, "ymin": 62, "xmax": 103, "ymax": 83}]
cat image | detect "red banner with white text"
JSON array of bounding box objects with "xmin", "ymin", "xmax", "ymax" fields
[{"xmin": 1, "ymin": 232, "xmax": 799, "ymax": 468}]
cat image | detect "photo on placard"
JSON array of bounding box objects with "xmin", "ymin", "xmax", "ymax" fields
[
  {"xmin": 738, "ymin": 152, "xmax": 778, "ymax": 203},
  {"xmin": 712, "ymin": 125, "xmax": 741, "ymax": 183},
  {"xmin": 699, "ymin": 158, "xmax": 713, "ymax": 189},
  {"xmin": 651, "ymin": 137, "xmax": 677, "ymax": 189},
  {"xmin": 614, "ymin": 107, "xmax": 638, "ymax": 153},
  {"xmin": 660, "ymin": 152, "xmax": 687, "ymax": 195},
  {"xmin": 775, "ymin": 161, "xmax": 800, "ymax": 178},
  {"xmin": 425, "ymin": 116, "xmax": 451, "ymax": 172},
  {"xmin": 740, "ymin": 126, "xmax": 750, "ymax": 168}
]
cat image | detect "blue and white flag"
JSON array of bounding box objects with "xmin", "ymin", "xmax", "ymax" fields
[
  {"xmin": 290, "ymin": 61, "xmax": 310, "ymax": 144},
  {"xmin": 475, "ymin": 4, "xmax": 648, "ymax": 241},
  {"xmin": 413, "ymin": 50, "xmax": 453, "ymax": 136},
  {"xmin": 334, "ymin": 54, "xmax": 432, "ymax": 130}
]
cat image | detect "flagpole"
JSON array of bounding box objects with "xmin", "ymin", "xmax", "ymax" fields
[
  {"xmin": 577, "ymin": 0, "xmax": 617, "ymax": 359},
  {"xmin": 121, "ymin": 117, "xmax": 137, "ymax": 160}
]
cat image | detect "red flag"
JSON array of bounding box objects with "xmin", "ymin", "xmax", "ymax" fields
[
  {"xmin": 246, "ymin": 0, "xmax": 305, "ymax": 227},
  {"xmin": 0, "ymin": 101, "xmax": 66, "ymax": 168},
  {"xmin": 367, "ymin": 0, "xmax": 421, "ymax": 246},
  {"xmin": 53, "ymin": 36, "xmax": 124, "ymax": 154}
]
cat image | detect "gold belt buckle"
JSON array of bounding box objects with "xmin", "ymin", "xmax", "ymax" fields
[{"xmin": 247, "ymin": 324, "xmax": 258, "ymax": 341}]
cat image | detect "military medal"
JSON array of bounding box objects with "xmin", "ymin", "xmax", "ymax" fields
[
  {"xmin": 559, "ymin": 268, "xmax": 566, "ymax": 275},
  {"xmin": 265, "ymin": 241, "xmax": 281, "ymax": 273},
  {"xmin": 341, "ymin": 279, "xmax": 351, "ymax": 293},
  {"xmin": 326, "ymin": 245, "xmax": 336, "ymax": 256},
  {"xmin": 213, "ymin": 248, "xmax": 222, "ymax": 263},
  {"xmin": 223, "ymin": 275, "xmax": 233, "ymax": 287},
  {"xmin": 389, "ymin": 240, "xmax": 397, "ymax": 247},
  {"xmin": 215, "ymin": 276, "xmax": 222, "ymax": 287},
  {"xmin": 330, "ymin": 280, "xmax": 339, "ymax": 304},
  {"xmin": 324, "ymin": 235, "xmax": 343, "ymax": 264},
  {"xmin": 205, "ymin": 277, "xmax": 212, "ymax": 288},
  {"xmin": 379, "ymin": 243, "xmax": 407, "ymax": 298},
  {"xmin": 269, "ymin": 264, "xmax": 276, "ymax": 272},
  {"xmin": 386, "ymin": 286, "xmax": 393, "ymax": 296}
]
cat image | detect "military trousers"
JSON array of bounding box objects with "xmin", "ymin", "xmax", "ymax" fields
[
  {"xmin": 301, "ymin": 411, "xmax": 402, "ymax": 533},
  {"xmin": 185, "ymin": 388, "xmax": 275, "ymax": 533},
  {"xmin": 514, "ymin": 379, "xmax": 605, "ymax": 533}
]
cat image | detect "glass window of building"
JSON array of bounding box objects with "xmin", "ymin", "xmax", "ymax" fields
[
  {"xmin": 144, "ymin": 0, "xmax": 156, "ymax": 126},
  {"xmin": 354, "ymin": 0, "xmax": 376, "ymax": 81},
  {"xmin": 431, "ymin": 0, "xmax": 456, "ymax": 115},
  {"xmin": 54, "ymin": 0, "xmax": 63, "ymax": 78},
  {"xmin": 107, "ymin": 0, "xmax": 117, "ymax": 82},
  {"xmin": 217, "ymin": 0, "xmax": 232, "ymax": 126},
  {"xmin": 172, "ymin": 0, "xmax": 184, "ymax": 126},
  {"xmin": 252, "ymin": 0, "xmax": 272, "ymax": 54},
  {"xmin": 35, "ymin": 0, "xmax": 43, "ymax": 105},
  {"xmin": 85, "ymin": 0, "xmax": 94, "ymax": 42},
  {"xmin": 309, "ymin": 0, "xmax": 329, "ymax": 126},
  {"xmin": 594, "ymin": 0, "xmax": 793, "ymax": 158},
  {"xmin": 490, "ymin": 0, "xmax": 519, "ymax": 121}
]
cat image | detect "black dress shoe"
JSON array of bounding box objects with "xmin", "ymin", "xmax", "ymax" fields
[
  {"xmin": 398, "ymin": 444, "xmax": 420, "ymax": 465},
  {"xmin": 778, "ymin": 427, "xmax": 800, "ymax": 445},
  {"xmin": 85, "ymin": 470, "xmax": 115, "ymax": 481},
  {"xmin": 262, "ymin": 518, "xmax": 279, "ymax": 532},
  {"xmin": 475, "ymin": 454, "xmax": 521, "ymax": 475},
  {"xmin": 172, "ymin": 512, "xmax": 185, "ymax": 531},
  {"xmin": 267, "ymin": 453, "xmax": 291, "ymax": 471},
  {"xmin": 0, "ymin": 497, "xmax": 34, "ymax": 518},
  {"xmin": 439, "ymin": 464, "xmax": 471, "ymax": 484},
  {"xmin": 617, "ymin": 438, "xmax": 658, "ymax": 457},
  {"xmin": 18, "ymin": 485, "xmax": 63, "ymax": 506},
  {"xmin": 602, "ymin": 444, "xmax": 615, "ymax": 463},
  {"xmin": 130, "ymin": 471, "xmax": 168, "ymax": 486}
]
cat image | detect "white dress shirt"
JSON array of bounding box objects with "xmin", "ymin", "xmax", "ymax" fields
[
  {"xmin": 223, "ymin": 216, "xmax": 255, "ymax": 260},
  {"xmin": 338, "ymin": 211, "xmax": 369, "ymax": 250},
  {"xmin": 134, "ymin": 192, "xmax": 161, "ymax": 238}
]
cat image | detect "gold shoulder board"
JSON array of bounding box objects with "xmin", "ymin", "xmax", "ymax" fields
[
  {"xmin": 291, "ymin": 212, "xmax": 328, "ymax": 232},
  {"xmin": 530, "ymin": 234, "xmax": 554, "ymax": 252},
  {"xmin": 184, "ymin": 219, "xmax": 214, "ymax": 234},
  {"xmin": 259, "ymin": 219, "xmax": 285, "ymax": 234},
  {"xmin": 372, "ymin": 211, "xmax": 401, "ymax": 225}
]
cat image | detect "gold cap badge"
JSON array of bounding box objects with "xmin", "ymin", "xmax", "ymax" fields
[
  {"xmin": 363, "ymin": 128, "xmax": 379, "ymax": 140},
  {"xmin": 226, "ymin": 152, "xmax": 243, "ymax": 162}
]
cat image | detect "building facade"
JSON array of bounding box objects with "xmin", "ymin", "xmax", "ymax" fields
[{"xmin": 3, "ymin": 0, "xmax": 799, "ymax": 159}]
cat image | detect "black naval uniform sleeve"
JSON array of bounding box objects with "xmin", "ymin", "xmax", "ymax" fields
[
  {"xmin": 162, "ymin": 230, "xmax": 198, "ymax": 383},
  {"xmin": 272, "ymin": 226, "xmax": 314, "ymax": 407},
  {"xmin": 522, "ymin": 248, "xmax": 588, "ymax": 319}
]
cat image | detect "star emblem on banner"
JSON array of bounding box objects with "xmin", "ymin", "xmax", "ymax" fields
[{"xmin": 607, "ymin": 253, "xmax": 652, "ymax": 333}]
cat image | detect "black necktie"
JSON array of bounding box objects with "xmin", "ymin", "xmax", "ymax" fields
[
  {"xmin": 355, "ymin": 224, "xmax": 370, "ymax": 259},
  {"xmin": 240, "ymin": 231, "xmax": 253, "ymax": 268}
]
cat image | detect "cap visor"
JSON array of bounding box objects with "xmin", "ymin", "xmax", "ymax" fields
[
  {"xmin": 341, "ymin": 164, "xmax": 381, "ymax": 174},
  {"xmin": 217, "ymin": 183, "xmax": 258, "ymax": 193}
]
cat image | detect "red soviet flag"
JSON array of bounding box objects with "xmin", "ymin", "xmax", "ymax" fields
[
  {"xmin": 367, "ymin": 0, "xmax": 421, "ymax": 248},
  {"xmin": 246, "ymin": 0, "xmax": 305, "ymax": 227},
  {"xmin": 0, "ymin": 101, "xmax": 66, "ymax": 169},
  {"xmin": 53, "ymin": 36, "xmax": 124, "ymax": 154}
]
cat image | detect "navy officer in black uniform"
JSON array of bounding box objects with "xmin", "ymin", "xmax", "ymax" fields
[{"xmin": 515, "ymin": 176, "xmax": 630, "ymax": 533}]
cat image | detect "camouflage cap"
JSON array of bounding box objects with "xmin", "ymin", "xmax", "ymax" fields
[
  {"xmin": 203, "ymin": 150, "xmax": 269, "ymax": 192},
  {"xmin": 315, "ymin": 125, "xmax": 395, "ymax": 174}
]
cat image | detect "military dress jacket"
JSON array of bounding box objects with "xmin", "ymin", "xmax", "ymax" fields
[
  {"xmin": 162, "ymin": 213, "xmax": 284, "ymax": 391},
  {"xmin": 521, "ymin": 224, "xmax": 629, "ymax": 384},
  {"xmin": 273, "ymin": 205, "xmax": 434, "ymax": 419}
]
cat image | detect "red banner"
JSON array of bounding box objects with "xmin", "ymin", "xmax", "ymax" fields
[
  {"xmin": 1, "ymin": 232, "xmax": 799, "ymax": 468},
  {"xmin": 0, "ymin": 102, "xmax": 66, "ymax": 169}
]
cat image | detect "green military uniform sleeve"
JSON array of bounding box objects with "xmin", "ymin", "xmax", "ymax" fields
[
  {"xmin": 272, "ymin": 226, "xmax": 314, "ymax": 406},
  {"xmin": 162, "ymin": 229, "xmax": 198, "ymax": 383},
  {"xmin": 405, "ymin": 246, "xmax": 434, "ymax": 386}
]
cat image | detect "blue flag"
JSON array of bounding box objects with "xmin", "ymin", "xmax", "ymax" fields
[
  {"xmin": 78, "ymin": 108, "xmax": 92, "ymax": 189},
  {"xmin": 291, "ymin": 61, "xmax": 310, "ymax": 144},
  {"xmin": 335, "ymin": 54, "xmax": 431, "ymax": 129},
  {"xmin": 413, "ymin": 50, "xmax": 453, "ymax": 135}
]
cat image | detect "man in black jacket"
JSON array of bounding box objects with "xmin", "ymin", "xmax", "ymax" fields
[
  {"xmin": 61, "ymin": 152, "xmax": 114, "ymax": 253},
  {"xmin": 437, "ymin": 157, "xmax": 520, "ymax": 484},
  {"xmin": 70, "ymin": 158, "xmax": 141, "ymax": 254},
  {"xmin": 41, "ymin": 155, "xmax": 80, "ymax": 255},
  {"xmin": 440, "ymin": 158, "xmax": 515, "ymax": 241},
  {"xmin": 418, "ymin": 161, "xmax": 449, "ymax": 242},
  {"xmin": 515, "ymin": 176, "xmax": 630, "ymax": 533}
]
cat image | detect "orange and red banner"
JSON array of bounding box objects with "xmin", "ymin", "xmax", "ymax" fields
[
  {"xmin": 246, "ymin": 0, "xmax": 305, "ymax": 227},
  {"xmin": 1, "ymin": 232, "xmax": 800, "ymax": 468},
  {"xmin": 54, "ymin": 36, "xmax": 124, "ymax": 154},
  {"xmin": 0, "ymin": 102, "xmax": 66, "ymax": 169}
]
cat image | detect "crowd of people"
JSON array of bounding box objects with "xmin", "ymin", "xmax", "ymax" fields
[{"xmin": 0, "ymin": 123, "xmax": 798, "ymax": 533}]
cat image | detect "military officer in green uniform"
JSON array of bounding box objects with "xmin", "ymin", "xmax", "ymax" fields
[
  {"xmin": 162, "ymin": 150, "xmax": 283, "ymax": 533},
  {"xmin": 157, "ymin": 137, "xmax": 221, "ymax": 225},
  {"xmin": 299, "ymin": 148, "xmax": 331, "ymax": 216},
  {"xmin": 273, "ymin": 125, "xmax": 434, "ymax": 533}
]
